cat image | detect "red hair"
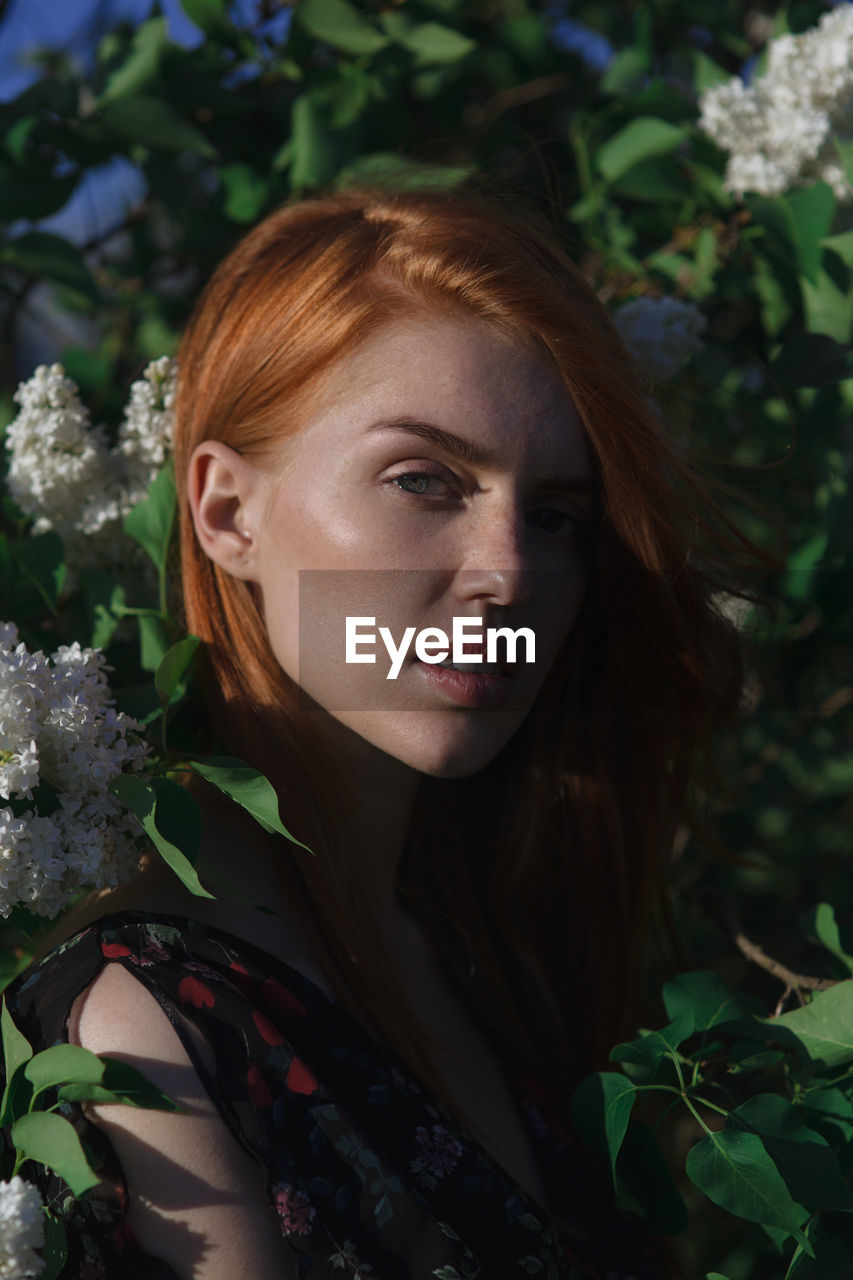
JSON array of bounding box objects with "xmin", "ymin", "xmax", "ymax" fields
[{"xmin": 174, "ymin": 187, "xmax": 773, "ymax": 1144}]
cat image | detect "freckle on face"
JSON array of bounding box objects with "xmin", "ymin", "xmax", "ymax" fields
[{"xmin": 249, "ymin": 313, "xmax": 593, "ymax": 779}]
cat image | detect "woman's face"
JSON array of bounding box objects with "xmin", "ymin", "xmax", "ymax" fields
[{"xmin": 205, "ymin": 313, "xmax": 595, "ymax": 779}]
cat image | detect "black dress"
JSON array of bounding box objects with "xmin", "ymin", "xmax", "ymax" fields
[{"xmin": 2, "ymin": 912, "xmax": 659, "ymax": 1278}]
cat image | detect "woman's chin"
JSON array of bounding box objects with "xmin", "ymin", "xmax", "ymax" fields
[{"xmin": 392, "ymin": 724, "xmax": 514, "ymax": 780}]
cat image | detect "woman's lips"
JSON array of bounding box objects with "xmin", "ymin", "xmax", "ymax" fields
[{"xmin": 415, "ymin": 658, "xmax": 514, "ymax": 708}]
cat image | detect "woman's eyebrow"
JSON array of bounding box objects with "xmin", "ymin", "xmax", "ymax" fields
[
  {"xmin": 364, "ymin": 416, "xmax": 596, "ymax": 492},
  {"xmin": 364, "ymin": 416, "xmax": 495, "ymax": 466}
]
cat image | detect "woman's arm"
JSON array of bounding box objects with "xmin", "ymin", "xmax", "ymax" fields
[{"xmin": 70, "ymin": 963, "xmax": 298, "ymax": 1280}]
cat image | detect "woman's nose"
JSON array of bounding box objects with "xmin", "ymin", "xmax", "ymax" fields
[{"xmin": 454, "ymin": 505, "xmax": 536, "ymax": 608}]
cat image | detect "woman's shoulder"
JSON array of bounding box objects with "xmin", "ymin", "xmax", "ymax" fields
[{"xmin": 70, "ymin": 961, "xmax": 300, "ymax": 1280}]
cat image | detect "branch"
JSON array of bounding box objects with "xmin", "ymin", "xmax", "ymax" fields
[{"xmin": 709, "ymin": 892, "xmax": 839, "ymax": 1004}]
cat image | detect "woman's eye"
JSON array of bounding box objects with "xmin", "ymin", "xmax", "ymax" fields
[
  {"xmin": 527, "ymin": 508, "xmax": 579, "ymax": 536},
  {"xmin": 389, "ymin": 471, "xmax": 450, "ymax": 497}
]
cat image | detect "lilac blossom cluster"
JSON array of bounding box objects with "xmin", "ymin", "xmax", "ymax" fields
[
  {"xmin": 0, "ymin": 623, "xmax": 147, "ymax": 919},
  {"xmin": 5, "ymin": 358, "xmax": 177, "ymax": 575},
  {"xmin": 0, "ymin": 1176, "xmax": 44, "ymax": 1279},
  {"xmin": 614, "ymin": 296, "xmax": 707, "ymax": 382},
  {"xmin": 699, "ymin": 6, "xmax": 853, "ymax": 199}
]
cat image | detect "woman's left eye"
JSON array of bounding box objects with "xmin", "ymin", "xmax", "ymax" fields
[
  {"xmin": 388, "ymin": 471, "xmax": 451, "ymax": 497},
  {"xmin": 527, "ymin": 508, "xmax": 580, "ymax": 536}
]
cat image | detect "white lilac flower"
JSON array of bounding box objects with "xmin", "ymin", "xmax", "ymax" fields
[
  {"xmin": 0, "ymin": 743, "xmax": 39, "ymax": 802},
  {"xmin": 614, "ymin": 296, "xmax": 707, "ymax": 382},
  {"xmin": 5, "ymin": 358, "xmax": 178, "ymax": 581},
  {"xmin": 5, "ymin": 364, "xmax": 124, "ymax": 570},
  {"xmin": 699, "ymin": 6, "xmax": 853, "ymax": 199},
  {"xmin": 116, "ymin": 356, "xmax": 178, "ymax": 507},
  {"xmin": 0, "ymin": 1176, "xmax": 44, "ymax": 1279},
  {"xmin": 0, "ymin": 628, "xmax": 147, "ymax": 919}
]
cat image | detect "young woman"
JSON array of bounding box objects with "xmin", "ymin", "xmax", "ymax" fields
[{"xmin": 4, "ymin": 187, "xmax": 759, "ymax": 1279}]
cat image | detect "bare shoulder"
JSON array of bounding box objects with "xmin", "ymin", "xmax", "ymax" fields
[{"xmin": 71, "ymin": 964, "xmax": 298, "ymax": 1280}]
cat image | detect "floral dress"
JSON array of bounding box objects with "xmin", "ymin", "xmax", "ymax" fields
[{"xmin": 2, "ymin": 912, "xmax": 659, "ymax": 1279}]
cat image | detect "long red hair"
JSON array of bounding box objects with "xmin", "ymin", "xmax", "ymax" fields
[{"xmin": 173, "ymin": 187, "xmax": 771, "ymax": 1135}]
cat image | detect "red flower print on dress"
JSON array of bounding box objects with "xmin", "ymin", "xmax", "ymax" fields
[
  {"xmin": 285, "ymin": 1055, "xmax": 318, "ymax": 1095},
  {"xmin": 247, "ymin": 1062, "xmax": 272, "ymax": 1107},
  {"xmin": 101, "ymin": 941, "xmax": 132, "ymax": 959},
  {"xmin": 411, "ymin": 1124, "xmax": 463, "ymax": 1178},
  {"xmin": 252, "ymin": 1006, "xmax": 284, "ymax": 1046},
  {"xmin": 229, "ymin": 961, "xmax": 256, "ymax": 1000},
  {"xmin": 261, "ymin": 977, "xmax": 306, "ymax": 1020},
  {"xmin": 272, "ymin": 1182, "xmax": 317, "ymax": 1236},
  {"xmin": 178, "ymin": 975, "xmax": 215, "ymax": 1009}
]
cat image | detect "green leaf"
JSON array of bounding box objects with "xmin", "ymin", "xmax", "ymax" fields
[
  {"xmin": 138, "ymin": 614, "xmax": 174, "ymax": 674},
  {"xmin": 0, "ymin": 233, "xmax": 99, "ymax": 301},
  {"xmin": 297, "ymin": 0, "xmax": 389, "ymax": 56},
  {"xmin": 745, "ymin": 193, "xmax": 801, "ymax": 257},
  {"xmin": 5, "ymin": 115, "xmax": 37, "ymax": 161},
  {"xmin": 189, "ymin": 757, "xmax": 312, "ymax": 851},
  {"xmin": 802, "ymin": 903, "xmax": 853, "ymax": 974},
  {"xmin": 39, "ymin": 1213, "xmax": 67, "ymax": 1280},
  {"xmin": 101, "ymin": 96, "xmax": 216, "ymax": 158},
  {"xmin": 10, "ymin": 530, "xmax": 66, "ymax": 609},
  {"xmin": 730, "ymin": 1094, "xmax": 853, "ymax": 1212},
  {"xmin": 595, "ymin": 117, "xmax": 687, "ymax": 183},
  {"xmin": 765, "ymin": 981, "xmax": 853, "ymax": 1068},
  {"xmin": 609, "ymin": 157, "xmax": 690, "ymax": 203},
  {"xmin": 686, "ymin": 1130, "xmax": 811, "ymax": 1250},
  {"xmin": 802, "ymin": 1087, "xmax": 853, "ymax": 1145},
  {"xmin": 820, "ymin": 230, "xmax": 853, "ymax": 268},
  {"xmin": 1, "ymin": 999, "xmax": 33, "ymax": 1127},
  {"xmin": 600, "ymin": 48, "xmax": 648, "ymax": 96},
  {"xmin": 0, "ymin": 166, "xmax": 76, "ymax": 222},
  {"xmin": 691, "ymin": 50, "xmax": 729, "ymax": 94},
  {"xmin": 663, "ymin": 970, "xmax": 758, "ymax": 1031},
  {"xmin": 754, "ymin": 254, "xmax": 794, "ymax": 337},
  {"xmin": 0, "ymin": 1065, "xmax": 32, "ymax": 1130},
  {"xmin": 787, "ymin": 182, "xmax": 836, "ymax": 283},
  {"xmin": 571, "ymin": 1071, "xmax": 637, "ymax": 1180},
  {"xmin": 123, "ymin": 459, "xmax": 176, "ymax": 571},
  {"xmin": 155, "ymin": 635, "xmax": 201, "ymax": 709},
  {"xmin": 785, "ymin": 1215, "xmax": 852, "ymax": 1278},
  {"xmin": 83, "ymin": 573, "xmax": 125, "ymax": 650},
  {"xmin": 25, "ymin": 1045, "xmax": 105, "ymax": 1093},
  {"xmin": 11, "ymin": 1111, "xmax": 100, "ymax": 1197},
  {"xmin": 58, "ymin": 1056, "xmax": 182, "ymax": 1111},
  {"xmin": 335, "ymin": 152, "xmax": 472, "ymax": 192},
  {"xmin": 180, "ymin": 0, "xmax": 230, "ymax": 35},
  {"xmin": 725, "ymin": 1038, "xmax": 785, "ymax": 1074},
  {"xmin": 609, "ymin": 1011, "xmax": 695, "ymax": 1068},
  {"xmin": 768, "ymin": 334, "xmax": 853, "ymax": 389},
  {"xmin": 2, "ymin": 997, "xmax": 32, "ymax": 1082},
  {"xmin": 782, "ymin": 529, "xmax": 828, "ymax": 602},
  {"xmin": 801, "ymin": 265, "xmax": 853, "ymax": 343},
  {"xmin": 100, "ymin": 16, "xmax": 168, "ymax": 103},
  {"xmin": 615, "ymin": 1119, "xmax": 688, "ymax": 1235},
  {"xmin": 110, "ymin": 774, "xmax": 214, "ymax": 899},
  {"xmin": 398, "ymin": 22, "xmax": 476, "ymax": 65},
  {"xmin": 289, "ymin": 92, "xmax": 337, "ymax": 192},
  {"xmin": 220, "ymin": 163, "xmax": 268, "ymax": 223}
]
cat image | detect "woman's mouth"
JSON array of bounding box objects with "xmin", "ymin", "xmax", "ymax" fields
[{"xmin": 415, "ymin": 657, "xmax": 515, "ymax": 708}]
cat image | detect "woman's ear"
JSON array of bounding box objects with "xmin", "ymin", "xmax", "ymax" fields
[{"xmin": 188, "ymin": 441, "xmax": 264, "ymax": 581}]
